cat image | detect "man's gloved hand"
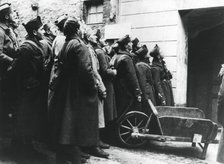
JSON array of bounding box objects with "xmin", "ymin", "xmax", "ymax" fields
[
  {"xmin": 162, "ymin": 100, "xmax": 166, "ymax": 106},
  {"xmin": 7, "ymin": 59, "xmax": 17, "ymax": 72},
  {"xmin": 137, "ymin": 95, "xmax": 142, "ymax": 102},
  {"xmin": 112, "ymin": 69, "xmax": 117, "ymax": 76},
  {"xmin": 99, "ymin": 90, "xmax": 107, "ymax": 100}
]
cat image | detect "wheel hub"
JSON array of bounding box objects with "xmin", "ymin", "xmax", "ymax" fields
[{"xmin": 132, "ymin": 127, "xmax": 139, "ymax": 133}]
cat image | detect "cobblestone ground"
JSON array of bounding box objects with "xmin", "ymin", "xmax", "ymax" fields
[
  {"xmin": 0, "ymin": 130, "xmax": 221, "ymax": 164},
  {"xmin": 0, "ymin": 138, "xmax": 220, "ymax": 164},
  {"xmin": 87, "ymin": 141, "xmax": 219, "ymax": 164}
]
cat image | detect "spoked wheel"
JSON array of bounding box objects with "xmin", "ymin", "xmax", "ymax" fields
[{"xmin": 116, "ymin": 111, "xmax": 149, "ymax": 148}]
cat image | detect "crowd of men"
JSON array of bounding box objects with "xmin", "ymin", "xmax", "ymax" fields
[{"xmin": 0, "ymin": 2, "xmax": 174, "ymax": 164}]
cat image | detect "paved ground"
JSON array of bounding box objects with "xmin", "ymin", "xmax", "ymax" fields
[
  {"xmin": 0, "ymin": 131, "xmax": 222, "ymax": 164},
  {"xmin": 0, "ymin": 139, "xmax": 221, "ymax": 164},
  {"xmin": 87, "ymin": 141, "xmax": 220, "ymax": 164},
  {"xmin": 86, "ymin": 129, "xmax": 222, "ymax": 164}
]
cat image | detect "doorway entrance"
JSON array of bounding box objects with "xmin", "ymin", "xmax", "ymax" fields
[{"xmin": 180, "ymin": 7, "xmax": 224, "ymax": 122}]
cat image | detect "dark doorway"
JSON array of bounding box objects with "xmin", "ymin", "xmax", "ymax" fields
[{"xmin": 180, "ymin": 7, "xmax": 224, "ymax": 121}]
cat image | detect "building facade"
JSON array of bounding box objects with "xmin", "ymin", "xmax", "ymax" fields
[
  {"xmin": 117, "ymin": 0, "xmax": 224, "ymax": 122},
  {"xmin": 3, "ymin": 0, "xmax": 224, "ymax": 121}
]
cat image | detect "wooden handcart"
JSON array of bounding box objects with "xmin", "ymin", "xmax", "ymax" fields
[{"xmin": 116, "ymin": 100, "xmax": 218, "ymax": 159}]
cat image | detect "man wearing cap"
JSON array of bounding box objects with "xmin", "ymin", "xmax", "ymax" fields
[
  {"xmin": 135, "ymin": 45, "xmax": 156, "ymax": 114},
  {"xmin": 0, "ymin": 3, "xmax": 19, "ymax": 136},
  {"xmin": 42, "ymin": 23, "xmax": 56, "ymax": 47},
  {"xmin": 52, "ymin": 14, "xmax": 67, "ymax": 59},
  {"xmin": 93, "ymin": 29, "xmax": 117, "ymax": 125},
  {"xmin": 86, "ymin": 29, "xmax": 115, "ymax": 151},
  {"xmin": 150, "ymin": 44, "xmax": 174, "ymax": 106},
  {"xmin": 48, "ymin": 14, "xmax": 67, "ymax": 110},
  {"xmin": 76, "ymin": 27, "xmax": 110, "ymax": 159},
  {"xmin": 131, "ymin": 37, "xmax": 140, "ymax": 53},
  {"xmin": 131, "ymin": 37, "xmax": 141, "ymax": 65},
  {"xmin": 13, "ymin": 16, "xmax": 49, "ymax": 155},
  {"xmin": 48, "ymin": 17, "xmax": 104, "ymax": 163},
  {"xmin": 111, "ymin": 34, "xmax": 142, "ymax": 118},
  {"xmin": 0, "ymin": 3, "xmax": 18, "ymax": 72}
]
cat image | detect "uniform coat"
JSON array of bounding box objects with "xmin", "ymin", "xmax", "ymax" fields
[
  {"xmin": 135, "ymin": 61, "xmax": 156, "ymax": 108},
  {"xmin": 48, "ymin": 35, "xmax": 99, "ymax": 146},
  {"xmin": 48, "ymin": 34, "xmax": 65, "ymax": 109},
  {"xmin": 151, "ymin": 65, "xmax": 166, "ymax": 106},
  {"xmin": 0, "ymin": 23, "xmax": 18, "ymax": 75},
  {"xmin": 151, "ymin": 60, "xmax": 174, "ymax": 106},
  {"xmin": 0, "ymin": 23, "xmax": 18, "ymax": 136},
  {"xmin": 14, "ymin": 37, "xmax": 48, "ymax": 140},
  {"xmin": 112, "ymin": 50, "xmax": 141, "ymax": 117},
  {"xmin": 95, "ymin": 47, "xmax": 117, "ymax": 122},
  {"xmin": 87, "ymin": 44, "xmax": 105, "ymax": 128}
]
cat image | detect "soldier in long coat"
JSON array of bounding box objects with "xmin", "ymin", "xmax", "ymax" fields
[
  {"xmin": 93, "ymin": 30, "xmax": 117, "ymax": 122},
  {"xmin": 13, "ymin": 16, "xmax": 49, "ymax": 150},
  {"xmin": 84, "ymin": 30, "xmax": 113, "ymax": 152},
  {"xmin": 85, "ymin": 32, "xmax": 106, "ymax": 130},
  {"xmin": 0, "ymin": 3, "xmax": 19, "ymax": 136},
  {"xmin": 49, "ymin": 18, "xmax": 108, "ymax": 163},
  {"xmin": 135, "ymin": 45, "xmax": 156, "ymax": 114},
  {"xmin": 150, "ymin": 44, "xmax": 174, "ymax": 106},
  {"xmin": 48, "ymin": 15, "xmax": 67, "ymax": 110},
  {"xmin": 97, "ymin": 48, "xmax": 117, "ymax": 122},
  {"xmin": 111, "ymin": 35, "xmax": 142, "ymax": 117}
]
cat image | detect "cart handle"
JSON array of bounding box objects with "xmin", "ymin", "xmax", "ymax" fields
[{"xmin": 148, "ymin": 99, "xmax": 158, "ymax": 116}]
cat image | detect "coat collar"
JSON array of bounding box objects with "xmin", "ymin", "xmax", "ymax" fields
[
  {"xmin": 25, "ymin": 36, "xmax": 42, "ymax": 48},
  {"xmin": 118, "ymin": 49, "xmax": 131, "ymax": 56},
  {"xmin": 0, "ymin": 22, "xmax": 9, "ymax": 30},
  {"xmin": 65, "ymin": 34, "xmax": 80, "ymax": 42},
  {"xmin": 0, "ymin": 22, "xmax": 11, "ymax": 35},
  {"xmin": 152, "ymin": 60, "xmax": 163, "ymax": 68}
]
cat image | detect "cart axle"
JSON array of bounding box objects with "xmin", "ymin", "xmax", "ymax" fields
[{"xmin": 131, "ymin": 132, "xmax": 199, "ymax": 143}]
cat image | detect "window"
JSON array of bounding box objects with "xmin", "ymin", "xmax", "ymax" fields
[{"xmin": 86, "ymin": 1, "xmax": 103, "ymax": 24}]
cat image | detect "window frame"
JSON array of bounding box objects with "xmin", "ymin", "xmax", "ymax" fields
[{"xmin": 86, "ymin": 0, "xmax": 104, "ymax": 25}]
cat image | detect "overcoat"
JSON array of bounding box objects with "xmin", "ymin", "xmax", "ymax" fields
[
  {"xmin": 87, "ymin": 44, "xmax": 105, "ymax": 128},
  {"xmin": 151, "ymin": 60, "xmax": 174, "ymax": 106},
  {"xmin": 0, "ymin": 23, "xmax": 19, "ymax": 135},
  {"xmin": 48, "ymin": 35, "xmax": 65, "ymax": 108},
  {"xmin": 112, "ymin": 50, "xmax": 141, "ymax": 117},
  {"xmin": 14, "ymin": 37, "xmax": 48, "ymax": 140},
  {"xmin": 95, "ymin": 47, "xmax": 117, "ymax": 122},
  {"xmin": 0, "ymin": 23, "xmax": 18, "ymax": 75},
  {"xmin": 135, "ymin": 61, "xmax": 156, "ymax": 112},
  {"xmin": 52, "ymin": 35, "xmax": 66, "ymax": 58},
  {"xmin": 48, "ymin": 35, "xmax": 99, "ymax": 146}
]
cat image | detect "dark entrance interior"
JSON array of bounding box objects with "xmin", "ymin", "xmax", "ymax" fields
[{"xmin": 180, "ymin": 7, "xmax": 224, "ymax": 122}]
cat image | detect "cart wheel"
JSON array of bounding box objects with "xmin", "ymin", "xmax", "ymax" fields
[{"xmin": 116, "ymin": 111, "xmax": 149, "ymax": 148}]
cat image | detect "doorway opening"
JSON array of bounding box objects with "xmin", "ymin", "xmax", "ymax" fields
[{"xmin": 180, "ymin": 7, "xmax": 224, "ymax": 122}]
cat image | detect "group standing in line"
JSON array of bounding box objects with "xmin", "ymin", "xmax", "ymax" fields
[{"xmin": 0, "ymin": 3, "xmax": 175, "ymax": 164}]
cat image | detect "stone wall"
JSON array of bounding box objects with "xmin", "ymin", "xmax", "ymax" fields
[
  {"xmin": 5, "ymin": 0, "xmax": 83, "ymax": 42},
  {"xmin": 0, "ymin": 0, "xmax": 117, "ymax": 42}
]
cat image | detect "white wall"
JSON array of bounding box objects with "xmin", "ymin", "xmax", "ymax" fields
[
  {"xmin": 119, "ymin": 0, "xmax": 180, "ymax": 104},
  {"xmin": 118, "ymin": 0, "xmax": 224, "ymax": 106}
]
